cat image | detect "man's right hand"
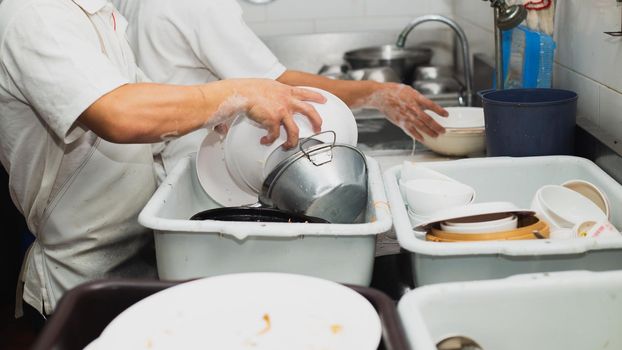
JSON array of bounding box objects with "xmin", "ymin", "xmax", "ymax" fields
[{"xmin": 241, "ymin": 81, "xmax": 326, "ymax": 149}]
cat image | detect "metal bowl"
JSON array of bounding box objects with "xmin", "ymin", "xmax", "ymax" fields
[
  {"xmin": 343, "ymin": 45, "xmax": 433, "ymax": 84},
  {"xmin": 259, "ymin": 133, "xmax": 368, "ymax": 224}
]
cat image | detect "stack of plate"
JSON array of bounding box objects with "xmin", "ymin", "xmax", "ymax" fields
[{"xmin": 415, "ymin": 202, "xmax": 550, "ymax": 242}]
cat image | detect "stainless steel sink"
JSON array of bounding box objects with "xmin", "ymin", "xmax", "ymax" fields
[{"xmin": 260, "ymin": 31, "xmax": 463, "ymax": 153}]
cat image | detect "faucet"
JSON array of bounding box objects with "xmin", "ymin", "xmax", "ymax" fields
[{"xmin": 396, "ymin": 15, "xmax": 473, "ymax": 106}]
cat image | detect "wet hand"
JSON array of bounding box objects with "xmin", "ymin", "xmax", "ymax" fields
[{"xmin": 364, "ymin": 83, "xmax": 448, "ymax": 142}]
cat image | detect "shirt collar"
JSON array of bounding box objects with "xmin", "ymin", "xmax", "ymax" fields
[{"xmin": 72, "ymin": 0, "xmax": 108, "ymax": 15}]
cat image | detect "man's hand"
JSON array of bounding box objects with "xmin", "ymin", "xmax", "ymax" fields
[
  {"xmin": 360, "ymin": 83, "xmax": 448, "ymax": 142},
  {"xmin": 241, "ymin": 81, "xmax": 326, "ymax": 149}
]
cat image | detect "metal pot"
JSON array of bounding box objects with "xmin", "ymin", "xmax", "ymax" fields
[
  {"xmin": 259, "ymin": 132, "xmax": 368, "ymax": 224},
  {"xmin": 343, "ymin": 45, "xmax": 433, "ymax": 84},
  {"xmin": 190, "ymin": 207, "xmax": 329, "ymax": 223}
]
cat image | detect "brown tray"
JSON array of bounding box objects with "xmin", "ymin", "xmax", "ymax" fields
[{"xmin": 32, "ymin": 279, "xmax": 409, "ymax": 350}]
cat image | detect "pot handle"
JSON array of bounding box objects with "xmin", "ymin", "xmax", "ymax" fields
[{"xmin": 299, "ymin": 130, "xmax": 336, "ymax": 166}]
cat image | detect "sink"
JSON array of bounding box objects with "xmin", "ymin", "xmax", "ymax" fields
[{"xmin": 260, "ymin": 31, "xmax": 463, "ymax": 153}]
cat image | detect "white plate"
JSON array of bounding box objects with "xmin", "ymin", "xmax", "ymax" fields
[
  {"xmin": 195, "ymin": 131, "xmax": 257, "ymax": 206},
  {"xmin": 415, "ymin": 201, "xmax": 534, "ymax": 232},
  {"xmin": 95, "ymin": 273, "xmax": 382, "ymax": 350}
]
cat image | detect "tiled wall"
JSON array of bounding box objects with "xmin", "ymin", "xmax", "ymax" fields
[
  {"xmin": 452, "ymin": 0, "xmax": 622, "ymax": 143},
  {"xmin": 236, "ymin": 0, "xmax": 452, "ymax": 36}
]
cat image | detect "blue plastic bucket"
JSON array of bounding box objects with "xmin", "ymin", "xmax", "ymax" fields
[{"xmin": 480, "ymin": 88, "xmax": 578, "ymax": 157}]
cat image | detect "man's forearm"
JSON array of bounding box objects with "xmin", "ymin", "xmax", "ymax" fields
[
  {"xmin": 79, "ymin": 80, "xmax": 249, "ymax": 144},
  {"xmin": 277, "ymin": 70, "xmax": 381, "ymax": 108}
]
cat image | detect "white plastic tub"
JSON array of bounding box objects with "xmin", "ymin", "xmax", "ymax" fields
[
  {"xmin": 384, "ymin": 156, "xmax": 622, "ymax": 286},
  {"xmin": 139, "ymin": 156, "xmax": 391, "ymax": 285},
  {"xmin": 398, "ymin": 270, "xmax": 622, "ymax": 350}
]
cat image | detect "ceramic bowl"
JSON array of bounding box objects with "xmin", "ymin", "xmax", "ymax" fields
[
  {"xmin": 536, "ymin": 185, "xmax": 607, "ymax": 228},
  {"xmin": 561, "ymin": 179, "xmax": 610, "ymax": 219},
  {"xmin": 420, "ymin": 107, "xmax": 485, "ymax": 157},
  {"xmin": 401, "ymin": 178, "xmax": 476, "ymax": 216}
]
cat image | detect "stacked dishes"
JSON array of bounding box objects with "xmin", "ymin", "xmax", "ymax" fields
[{"xmin": 417, "ymin": 202, "xmax": 549, "ymax": 242}]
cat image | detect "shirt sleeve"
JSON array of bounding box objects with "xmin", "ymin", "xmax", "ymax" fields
[
  {"xmin": 178, "ymin": 0, "xmax": 286, "ymax": 80},
  {"xmin": 1, "ymin": 2, "xmax": 130, "ymax": 144}
]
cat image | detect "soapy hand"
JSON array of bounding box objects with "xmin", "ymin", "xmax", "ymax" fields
[
  {"xmin": 242, "ymin": 81, "xmax": 326, "ymax": 149},
  {"xmin": 358, "ymin": 83, "xmax": 448, "ymax": 141}
]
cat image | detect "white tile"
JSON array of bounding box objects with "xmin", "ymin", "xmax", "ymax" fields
[
  {"xmin": 265, "ymin": 0, "xmax": 365, "ymax": 20},
  {"xmin": 365, "ymin": 0, "xmax": 452, "ymax": 17},
  {"xmin": 247, "ymin": 20, "xmax": 315, "ymax": 37},
  {"xmin": 453, "ymin": 0, "xmax": 494, "ymax": 31},
  {"xmin": 553, "ymin": 64, "xmax": 600, "ymax": 125},
  {"xmin": 237, "ymin": 0, "xmax": 267, "ymax": 22},
  {"xmin": 555, "ymin": 0, "xmax": 622, "ymax": 92},
  {"xmin": 314, "ymin": 16, "xmax": 415, "ymax": 33},
  {"xmin": 599, "ymin": 85, "xmax": 622, "ymax": 138}
]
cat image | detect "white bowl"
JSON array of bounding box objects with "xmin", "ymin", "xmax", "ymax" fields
[
  {"xmin": 537, "ymin": 185, "xmax": 608, "ymax": 227},
  {"xmin": 420, "ymin": 107, "xmax": 485, "ymax": 157},
  {"xmin": 530, "ymin": 191, "xmax": 567, "ymax": 230},
  {"xmin": 440, "ymin": 214, "xmax": 518, "ymax": 234},
  {"xmin": 561, "ymin": 179, "xmax": 610, "ymax": 219},
  {"xmin": 95, "ymin": 273, "xmax": 382, "ymax": 350},
  {"xmin": 224, "ymin": 86, "xmax": 358, "ymax": 193},
  {"xmin": 402, "ymin": 179, "xmax": 476, "ymax": 216}
]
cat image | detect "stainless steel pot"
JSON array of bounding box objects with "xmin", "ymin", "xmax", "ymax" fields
[
  {"xmin": 259, "ymin": 132, "xmax": 368, "ymax": 224},
  {"xmin": 343, "ymin": 45, "xmax": 433, "ymax": 84}
]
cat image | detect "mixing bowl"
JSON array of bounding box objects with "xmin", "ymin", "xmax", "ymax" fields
[{"xmin": 421, "ymin": 107, "xmax": 485, "ymax": 157}]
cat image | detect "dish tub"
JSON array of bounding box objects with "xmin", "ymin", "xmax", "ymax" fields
[
  {"xmin": 384, "ymin": 156, "xmax": 622, "ymax": 286},
  {"xmin": 398, "ymin": 270, "xmax": 622, "ymax": 350},
  {"xmin": 139, "ymin": 156, "xmax": 392, "ymax": 285}
]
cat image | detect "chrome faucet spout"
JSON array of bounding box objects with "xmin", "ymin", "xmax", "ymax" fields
[{"xmin": 396, "ymin": 15, "xmax": 473, "ymax": 106}]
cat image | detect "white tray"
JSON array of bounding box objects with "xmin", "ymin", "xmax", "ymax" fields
[
  {"xmin": 384, "ymin": 156, "xmax": 622, "ymax": 286},
  {"xmin": 138, "ymin": 155, "xmax": 391, "ymax": 285},
  {"xmin": 398, "ymin": 270, "xmax": 622, "ymax": 350}
]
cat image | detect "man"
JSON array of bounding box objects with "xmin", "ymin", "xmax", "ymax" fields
[
  {"xmin": 0, "ymin": 0, "xmax": 324, "ymax": 316},
  {"xmin": 112, "ymin": 0, "xmax": 448, "ymax": 178}
]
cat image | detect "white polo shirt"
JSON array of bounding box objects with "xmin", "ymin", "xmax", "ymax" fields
[
  {"xmin": 0, "ymin": 0, "xmax": 157, "ymax": 314},
  {"xmin": 112, "ymin": 0, "xmax": 286, "ymax": 178}
]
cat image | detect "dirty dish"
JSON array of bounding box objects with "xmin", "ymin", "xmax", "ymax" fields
[
  {"xmin": 573, "ymin": 220, "xmax": 621, "ymax": 239},
  {"xmin": 196, "ymin": 131, "xmax": 258, "ymax": 207},
  {"xmin": 421, "ymin": 107, "xmax": 486, "ymax": 157},
  {"xmin": 401, "ymin": 179, "xmax": 475, "ymax": 216},
  {"xmin": 225, "ymin": 87, "xmax": 358, "ymax": 193},
  {"xmin": 537, "ymin": 185, "xmax": 607, "ymax": 228},
  {"xmin": 562, "ymin": 179, "xmax": 610, "ymax": 219},
  {"xmin": 428, "ymin": 215, "xmax": 549, "ymax": 242},
  {"xmin": 415, "ymin": 201, "xmax": 533, "ymax": 232},
  {"xmin": 95, "ymin": 273, "xmax": 382, "ymax": 350},
  {"xmin": 440, "ymin": 214, "xmax": 518, "ymax": 234}
]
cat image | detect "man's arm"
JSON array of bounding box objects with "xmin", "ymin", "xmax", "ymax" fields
[
  {"xmin": 277, "ymin": 70, "xmax": 448, "ymax": 141},
  {"xmin": 79, "ymin": 79, "xmax": 325, "ymax": 148}
]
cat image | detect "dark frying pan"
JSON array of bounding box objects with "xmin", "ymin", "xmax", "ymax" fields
[{"xmin": 190, "ymin": 207, "xmax": 329, "ymax": 223}]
